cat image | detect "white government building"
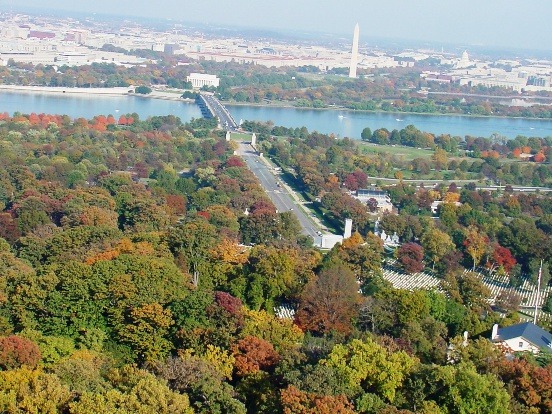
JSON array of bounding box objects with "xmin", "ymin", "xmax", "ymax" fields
[{"xmin": 186, "ymin": 73, "xmax": 220, "ymax": 89}]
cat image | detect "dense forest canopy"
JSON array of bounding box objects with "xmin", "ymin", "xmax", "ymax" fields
[{"xmin": 0, "ymin": 111, "xmax": 551, "ymax": 413}]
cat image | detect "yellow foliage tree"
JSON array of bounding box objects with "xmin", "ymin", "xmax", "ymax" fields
[
  {"xmin": 442, "ymin": 192, "xmax": 461, "ymax": 203},
  {"xmin": 0, "ymin": 367, "xmax": 72, "ymax": 413},
  {"xmin": 202, "ymin": 344, "xmax": 235, "ymax": 380},
  {"xmin": 242, "ymin": 309, "xmax": 304, "ymax": 353}
]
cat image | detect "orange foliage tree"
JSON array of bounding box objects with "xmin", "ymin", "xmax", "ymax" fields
[
  {"xmin": 280, "ymin": 385, "xmax": 355, "ymax": 414},
  {"xmin": 233, "ymin": 336, "xmax": 280, "ymax": 376}
]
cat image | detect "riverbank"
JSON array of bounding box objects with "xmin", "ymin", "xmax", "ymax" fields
[
  {"xmin": 0, "ymin": 85, "xmax": 132, "ymax": 96},
  {"xmin": 2, "ymin": 84, "xmax": 551, "ymax": 123},
  {"xmin": 0, "ymin": 84, "xmax": 194, "ymax": 102},
  {"xmin": 1, "ymin": 87, "xmax": 551, "ymax": 138},
  {"xmin": 224, "ymin": 99, "xmax": 552, "ymax": 123}
]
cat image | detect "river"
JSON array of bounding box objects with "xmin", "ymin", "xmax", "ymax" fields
[{"xmin": 1, "ymin": 90, "xmax": 552, "ymax": 139}]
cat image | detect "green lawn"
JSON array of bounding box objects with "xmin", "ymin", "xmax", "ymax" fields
[
  {"xmin": 229, "ymin": 132, "xmax": 253, "ymax": 141},
  {"xmin": 359, "ymin": 142, "xmax": 434, "ymax": 160}
]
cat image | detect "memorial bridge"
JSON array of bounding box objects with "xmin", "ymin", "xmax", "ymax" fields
[{"xmin": 196, "ymin": 92, "xmax": 239, "ymax": 131}]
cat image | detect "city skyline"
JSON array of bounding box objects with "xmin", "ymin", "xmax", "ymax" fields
[{"xmin": 2, "ymin": 0, "xmax": 552, "ymax": 53}]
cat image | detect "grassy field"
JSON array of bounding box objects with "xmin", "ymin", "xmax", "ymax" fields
[
  {"xmin": 358, "ymin": 142, "xmax": 434, "ymax": 160},
  {"xmin": 229, "ymin": 132, "xmax": 253, "ymax": 141}
]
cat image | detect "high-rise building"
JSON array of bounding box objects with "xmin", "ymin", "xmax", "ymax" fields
[{"xmin": 349, "ymin": 23, "xmax": 360, "ymax": 78}]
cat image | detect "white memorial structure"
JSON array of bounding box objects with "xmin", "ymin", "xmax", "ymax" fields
[
  {"xmin": 186, "ymin": 73, "xmax": 220, "ymax": 89},
  {"xmin": 349, "ymin": 23, "xmax": 360, "ymax": 78}
]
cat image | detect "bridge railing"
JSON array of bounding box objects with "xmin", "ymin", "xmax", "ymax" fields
[{"xmin": 196, "ymin": 94, "xmax": 216, "ymax": 118}]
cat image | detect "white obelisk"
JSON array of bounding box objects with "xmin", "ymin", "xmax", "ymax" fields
[{"xmin": 349, "ymin": 23, "xmax": 360, "ymax": 78}]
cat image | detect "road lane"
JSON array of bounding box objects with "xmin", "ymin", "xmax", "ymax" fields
[{"xmin": 236, "ymin": 141, "xmax": 320, "ymax": 241}]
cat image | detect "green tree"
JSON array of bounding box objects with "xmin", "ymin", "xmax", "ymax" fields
[
  {"xmin": 321, "ymin": 337, "xmax": 418, "ymax": 403},
  {"xmin": 405, "ymin": 363, "xmax": 510, "ymax": 414},
  {"xmin": 135, "ymin": 85, "xmax": 152, "ymax": 94},
  {"xmin": 361, "ymin": 127, "xmax": 372, "ymax": 141},
  {"xmin": 167, "ymin": 217, "xmax": 217, "ymax": 287},
  {"xmin": 421, "ymin": 227, "xmax": 455, "ymax": 270}
]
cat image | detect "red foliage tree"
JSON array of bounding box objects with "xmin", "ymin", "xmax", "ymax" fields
[
  {"xmin": 397, "ymin": 242, "xmax": 425, "ymax": 274},
  {"xmin": 214, "ymin": 291, "xmax": 243, "ymax": 316},
  {"xmin": 225, "ymin": 156, "xmax": 246, "ymax": 168},
  {"xmin": 250, "ymin": 200, "xmax": 277, "ymax": 216},
  {"xmin": 196, "ymin": 211, "xmax": 210, "ymax": 220},
  {"xmin": 0, "ymin": 336, "xmax": 41, "ymax": 369},
  {"xmin": 0, "ymin": 213, "xmax": 21, "ymax": 243},
  {"xmin": 165, "ymin": 194, "xmax": 186, "ymax": 215},
  {"xmin": 534, "ymin": 152, "xmax": 546, "ymax": 163},
  {"xmin": 233, "ymin": 335, "xmax": 280, "ymax": 376},
  {"xmin": 489, "ymin": 244, "xmax": 517, "ymax": 274},
  {"xmin": 352, "ymin": 169, "xmax": 368, "ymax": 189},
  {"xmin": 343, "ymin": 173, "xmax": 359, "ymax": 191}
]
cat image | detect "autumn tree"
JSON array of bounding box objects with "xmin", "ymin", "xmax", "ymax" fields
[
  {"xmin": 432, "ymin": 148, "xmax": 448, "ymax": 171},
  {"xmin": 233, "ymin": 336, "xmax": 280, "ymax": 377},
  {"xmin": 71, "ymin": 365, "xmax": 194, "ymax": 414},
  {"xmin": 241, "ymin": 309, "xmax": 304, "ymax": 354},
  {"xmin": 463, "ymin": 225, "xmax": 489, "ymax": 270},
  {"xmin": 0, "ymin": 367, "xmax": 72, "ymax": 413},
  {"xmin": 330, "ymin": 232, "xmax": 384, "ymax": 283},
  {"xmin": 421, "ymin": 227, "xmax": 455, "ymax": 270},
  {"xmin": 0, "ymin": 335, "xmax": 41, "ymax": 370},
  {"xmin": 295, "ymin": 264, "xmax": 361, "ymax": 335},
  {"xmin": 493, "ymin": 357, "xmax": 552, "ymax": 414},
  {"xmin": 396, "ymin": 243, "xmax": 425, "ymax": 274},
  {"xmin": 119, "ymin": 303, "xmax": 174, "ymax": 363},
  {"xmin": 280, "ymin": 385, "xmax": 356, "ymax": 414},
  {"xmin": 488, "ymin": 244, "xmax": 517, "ymax": 274}
]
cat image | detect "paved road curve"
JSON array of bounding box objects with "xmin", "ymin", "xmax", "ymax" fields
[{"xmin": 236, "ymin": 141, "xmax": 321, "ymax": 242}]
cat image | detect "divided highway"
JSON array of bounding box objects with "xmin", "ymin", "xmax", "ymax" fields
[
  {"xmin": 236, "ymin": 141, "xmax": 321, "ymax": 241},
  {"xmin": 199, "ymin": 93, "xmax": 324, "ymax": 242}
]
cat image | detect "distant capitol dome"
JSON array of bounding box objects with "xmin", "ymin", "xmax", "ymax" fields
[{"xmin": 455, "ymin": 50, "xmax": 471, "ymax": 69}]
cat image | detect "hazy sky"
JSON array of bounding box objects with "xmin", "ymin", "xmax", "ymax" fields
[{"xmin": 4, "ymin": 0, "xmax": 552, "ymax": 51}]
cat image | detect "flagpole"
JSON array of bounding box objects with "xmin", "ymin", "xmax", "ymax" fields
[{"xmin": 534, "ymin": 259, "xmax": 543, "ymax": 325}]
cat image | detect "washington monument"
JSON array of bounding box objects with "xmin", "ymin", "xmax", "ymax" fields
[{"xmin": 349, "ymin": 23, "xmax": 359, "ymax": 78}]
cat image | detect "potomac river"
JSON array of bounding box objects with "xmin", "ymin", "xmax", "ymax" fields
[{"xmin": 1, "ymin": 90, "xmax": 552, "ymax": 139}]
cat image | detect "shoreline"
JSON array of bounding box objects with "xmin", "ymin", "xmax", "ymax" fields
[
  {"xmin": 224, "ymin": 100, "xmax": 552, "ymax": 123},
  {"xmin": 0, "ymin": 84, "xmax": 551, "ymax": 125},
  {"xmin": 0, "ymin": 84, "xmax": 194, "ymax": 103}
]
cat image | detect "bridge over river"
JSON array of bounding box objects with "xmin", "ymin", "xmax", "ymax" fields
[{"xmin": 196, "ymin": 92, "xmax": 239, "ymax": 131}]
